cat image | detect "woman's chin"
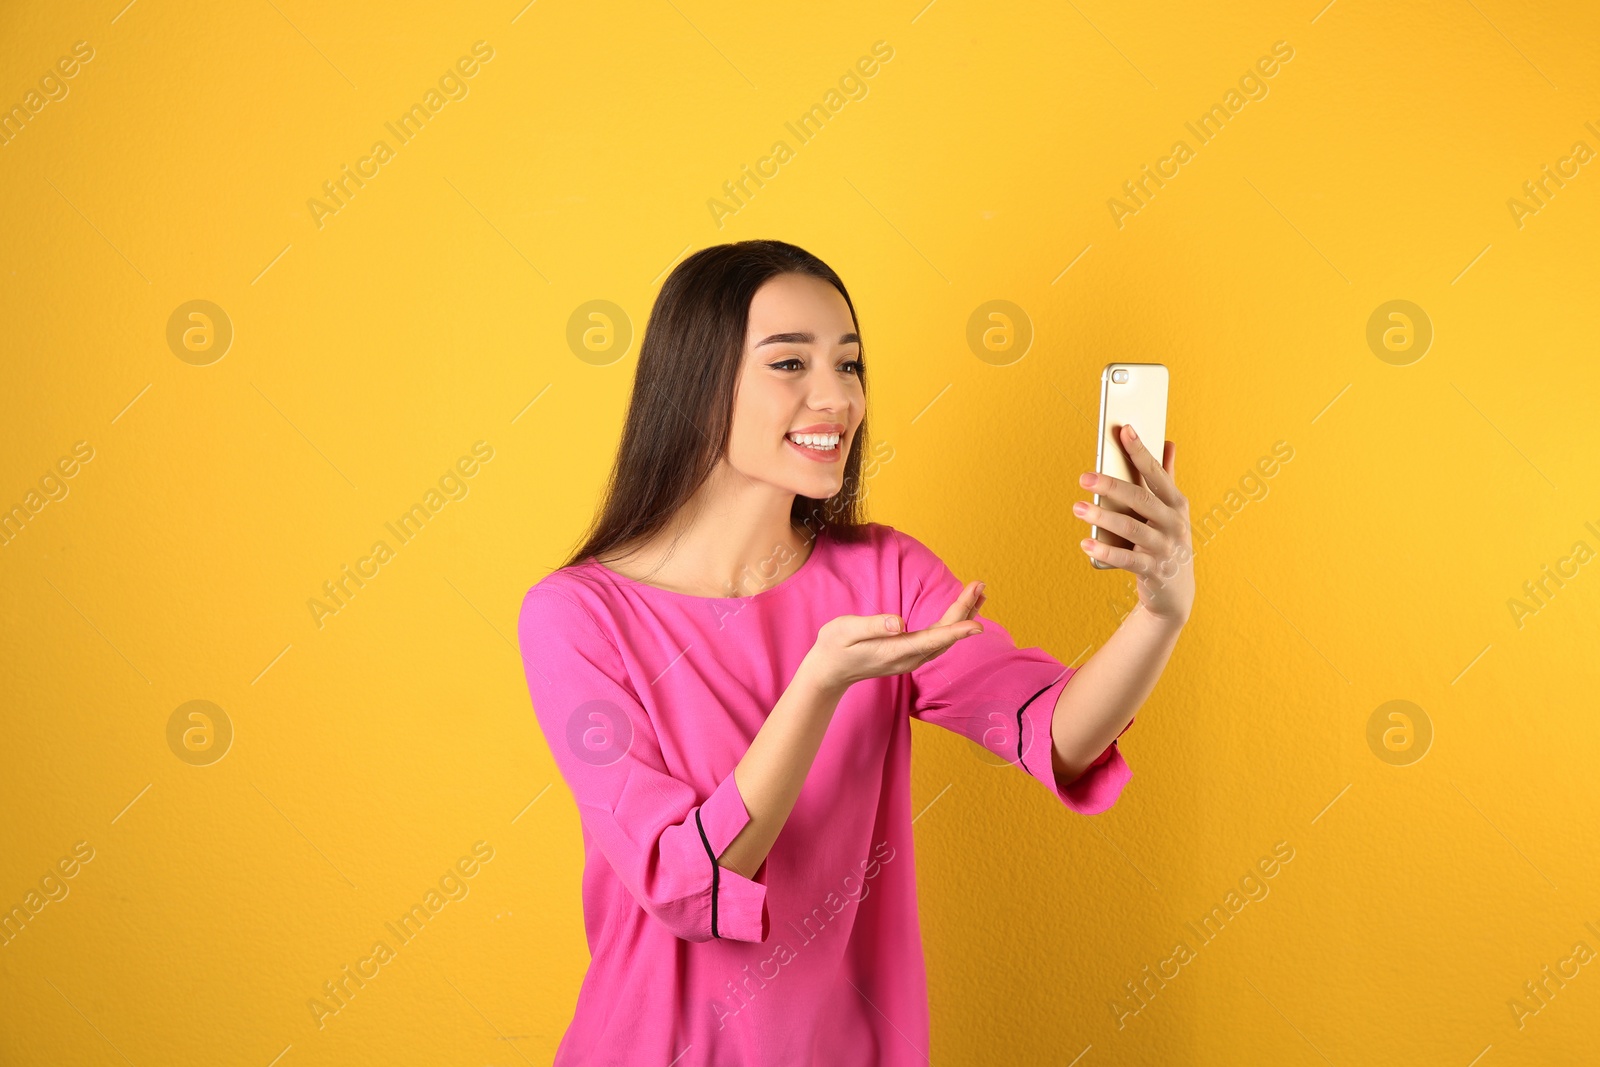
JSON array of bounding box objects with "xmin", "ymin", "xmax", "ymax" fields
[{"xmin": 789, "ymin": 475, "xmax": 843, "ymax": 500}]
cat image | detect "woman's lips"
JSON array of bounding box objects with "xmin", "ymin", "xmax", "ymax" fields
[{"xmin": 785, "ymin": 435, "xmax": 843, "ymax": 463}]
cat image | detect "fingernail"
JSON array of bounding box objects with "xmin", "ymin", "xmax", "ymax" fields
[
  {"xmin": 1126, "ymin": 425, "xmax": 1139, "ymax": 440},
  {"xmin": 976, "ymin": 581, "xmax": 986, "ymax": 595},
  {"xmin": 885, "ymin": 616, "xmax": 901, "ymax": 632},
  {"xmin": 1072, "ymin": 501, "xmax": 1088, "ymax": 517},
  {"xmin": 1079, "ymin": 473, "xmax": 1095, "ymax": 488},
  {"xmin": 1080, "ymin": 538, "xmax": 1095, "ymax": 551}
]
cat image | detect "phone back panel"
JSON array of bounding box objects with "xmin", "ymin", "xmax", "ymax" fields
[{"xmin": 1093, "ymin": 363, "xmax": 1169, "ymax": 567}]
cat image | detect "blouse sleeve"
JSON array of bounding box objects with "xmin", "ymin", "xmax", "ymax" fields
[
  {"xmin": 517, "ymin": 584, "xmax": 770, "ymax": 943},
  {"xmin": 893, "ymin": 528, "xmax": 1133, "ymax": 815}
]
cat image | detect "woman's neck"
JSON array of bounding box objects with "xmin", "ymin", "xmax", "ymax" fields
[{"xmin": 603, "ymin": 522, "xmax": 815, "ymax": 597}]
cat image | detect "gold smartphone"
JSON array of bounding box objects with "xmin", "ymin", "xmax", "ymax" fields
[{"xmin": 1091, "ymin": 362, "xmax": 1169, "ymax": 569}]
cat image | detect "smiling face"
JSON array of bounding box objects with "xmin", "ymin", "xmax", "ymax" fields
[{"xmin": 724, "ymin": 272, "xmax": 866, "ymax": 503}]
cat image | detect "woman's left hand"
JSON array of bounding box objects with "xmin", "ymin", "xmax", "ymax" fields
[{"xmin": 1073, "ymin": 424, "xmax": 1194, "ymax": 629}]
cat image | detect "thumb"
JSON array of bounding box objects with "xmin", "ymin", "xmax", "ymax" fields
[{"xmin": 838, "ymin": 613, "xmax": 904, "ymax": 645}]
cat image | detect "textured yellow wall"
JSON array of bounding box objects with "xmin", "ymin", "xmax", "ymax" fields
[{"xmin": 3, "ymin": 1, "xmax": 1598, "ymax": 1064}]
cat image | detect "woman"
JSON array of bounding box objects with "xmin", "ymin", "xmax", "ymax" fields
[{"xmin": 517, "ymin": 239, "xmax": 1194, "ymax": 1065}]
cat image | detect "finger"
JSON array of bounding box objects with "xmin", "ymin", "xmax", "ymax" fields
[
  {"xmin": 853, "ymin": 608, "xmax": 981, "ymax": 646},
  {"xmin": 930, "ymin": 618, "xmax": 984, "ymax": 646},
  {"xmin": 1118, "ymin": 424, "xmax": 1183, "ymax": 508},
  {"xmin": 936, "ymin": 580, "xmax": 984, "ymax": 628},
  {"xmin": 1079, "ymin": 535, "xmax": 1154, "ymax": 574},
  {"xmin": 846, "ymin": 613, "xmax": 915, "ymax": 643},
  {"xmin": 1084, "ymin": 469, "xmax": 1168, "ymax": 526},
  {"xmin": 1163, "ymin": 440, "xmax": 1175, "ymax": 478},
  {"xmin": 1073, "ymin": 499, "xmax": 1164, "ymax": 552},
  {"xmin": 897, "ymin": 619, "xmax": 986, "ymax": 668},
  {"xmin": 855, "ymin": 619, "xmax": 982, "ymax": 672}
]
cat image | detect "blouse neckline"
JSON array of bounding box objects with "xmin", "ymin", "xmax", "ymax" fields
[{"xmin": 584, "ymin": 525, "xmax": 830, "ymax": 603}]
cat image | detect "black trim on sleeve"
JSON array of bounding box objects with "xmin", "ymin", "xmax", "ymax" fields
[
  {"xmin": 1014, "ymin": 677, "xmax": 1065, "ymax": 775},
  {"xmin": 694, "ymin": 808, "xmax": 720, "ymax": 939}
]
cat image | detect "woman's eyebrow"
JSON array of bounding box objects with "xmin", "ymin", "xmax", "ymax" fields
[{"xmin": 755, "ymin": 331, "xmax": 861, "ymax": 347}]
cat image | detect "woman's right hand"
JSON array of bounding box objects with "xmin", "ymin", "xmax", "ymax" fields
[{"xmin": 800, "ymin": 580, "xmax": 989, "ymax": 697}]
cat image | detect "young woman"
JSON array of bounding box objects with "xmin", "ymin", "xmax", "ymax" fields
[{"xmin": 517, "ymin": 240, "xmax": 1194, "ymax": 1065}]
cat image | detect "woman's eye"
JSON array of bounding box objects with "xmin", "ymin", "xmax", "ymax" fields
[{"xmin": 768, "ymin": 357, "xmax": 863, "ymax": 374}]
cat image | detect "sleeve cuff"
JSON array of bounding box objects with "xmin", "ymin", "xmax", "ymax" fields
[
  {"xmin": 696, "ymin": 768, "xmax": 770, "ymax": 943},
  {"xmin": 1021, "ymin": 671, "xmax": 1134, "ymax": 816},
  {"xmin": 698, "ymin": 767, "xmax": 754, "ymax": 854},
  {"xmin": 712, "ymin": 862, "xmax": 771, "ymax": 943}
]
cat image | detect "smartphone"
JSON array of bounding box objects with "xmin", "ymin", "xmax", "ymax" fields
[{"xmin": 1091, "ymin": 363, "xmax": 1169, "ymax": 569}]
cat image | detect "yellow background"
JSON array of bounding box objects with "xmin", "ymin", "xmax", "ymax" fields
[{"xmin": 3, "ymin": 0, "xmax": 1598, "ymax": 1063}]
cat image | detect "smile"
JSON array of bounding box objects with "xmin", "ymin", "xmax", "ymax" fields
[{"xmin": 785, "ymin": 431, "xmax": 843, "ymax": 462}]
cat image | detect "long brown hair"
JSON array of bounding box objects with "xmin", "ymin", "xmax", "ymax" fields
[{"xmin": 560, "ymin": 240, "xmax": 873, "ymax": 574}]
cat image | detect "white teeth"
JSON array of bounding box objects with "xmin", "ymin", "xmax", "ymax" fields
[{"xmin": 787, "ymin": 432, "xmax": 840, "ymax": 450}]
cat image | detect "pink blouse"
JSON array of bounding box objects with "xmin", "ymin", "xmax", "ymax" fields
[{"xmin": 517, "ymin": 521, "xmax": 1132, "ymax": 1065}]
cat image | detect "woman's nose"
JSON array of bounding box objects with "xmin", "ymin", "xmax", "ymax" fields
[{"xmin": 808, "ymin": 372, "xmax": 853, "ymax": 411}]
